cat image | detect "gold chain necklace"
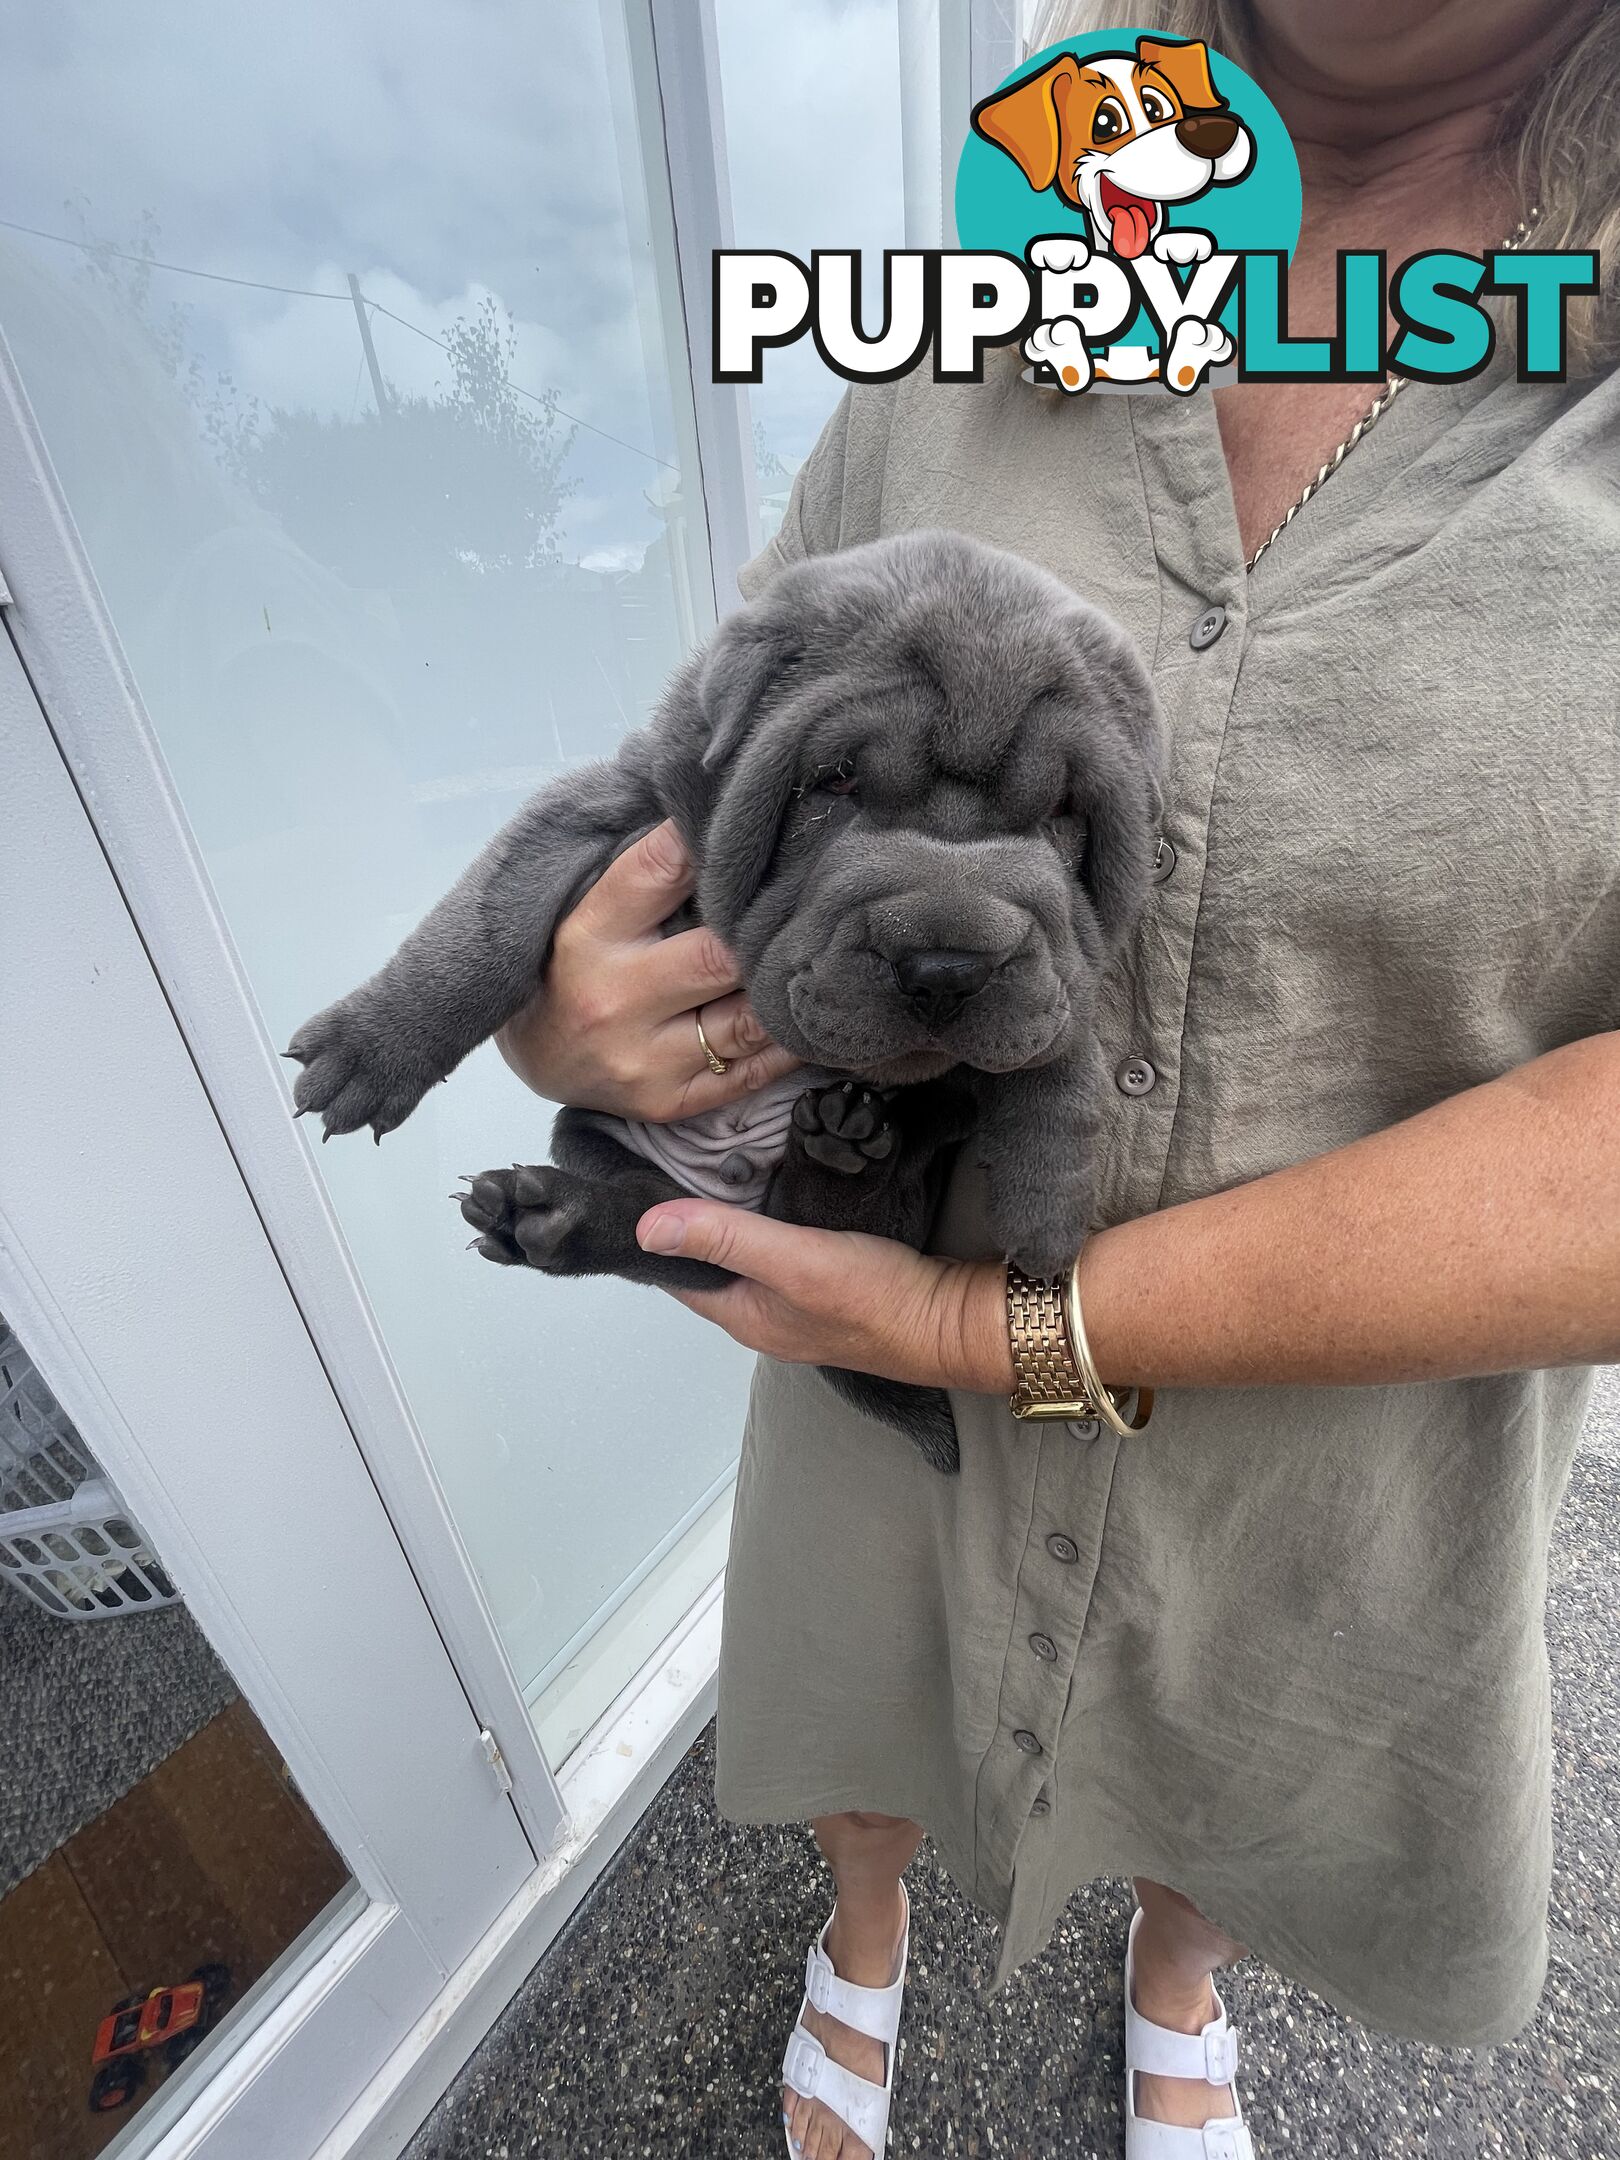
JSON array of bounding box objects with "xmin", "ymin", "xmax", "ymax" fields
[{"xmin": 1243, "ymin": 206, "xmax": 1543, "ymax": 573}]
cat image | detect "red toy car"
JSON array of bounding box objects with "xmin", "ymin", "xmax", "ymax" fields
[{"xmin": 88, "ymin": 1964, "xmax": 230, "ymax": 2112}]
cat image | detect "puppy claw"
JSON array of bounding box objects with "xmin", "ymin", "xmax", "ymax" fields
[{"xmin": 456, "ymin": 1165, "xmax": 586, "ymax": 1273}]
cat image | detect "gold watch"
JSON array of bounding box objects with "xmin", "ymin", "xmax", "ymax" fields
[
  {"xmin": 1005, "ymin": 1259, "xmax": 1154, "ymax": 1433},
  {"xmin": 1005, "ymin": 1263, "xmax": 1101, "ymax": 1420}
]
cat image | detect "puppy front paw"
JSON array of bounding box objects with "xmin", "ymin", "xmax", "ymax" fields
[
  {"xmin": 458, "ymin": 1164, "xmax": 584, "ymax": 1270},
  {"xmin": 1022, "ymin": 317, "xmax": 1092, "ymax": 394},
  {"xmin": 791, "ymin": 1082, "xmax": 896, "ymax": 1175},
  {"xmin": 998, "ymin": 1182, "xmax": 1096, "ymax": 1281},
  {"xmin": 1152, "ymin": 226, "xmax": 1215, "ymax": 266},
  {"xmin": 1027, "ymin": 233, "xmax": 1091, "ymax": 274},
  {"xmin": 286, "ymin": 993, "xmax": 444, "ymax": 1142},
  {"xmin": 1162, "ymin": 316, "xmax": 1233, "ymax": 394}
]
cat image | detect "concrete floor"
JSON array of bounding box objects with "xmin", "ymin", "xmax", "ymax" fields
[{"xmin": 408, "ymin": 1371, "xmax": 1619, "ymax": 2160}]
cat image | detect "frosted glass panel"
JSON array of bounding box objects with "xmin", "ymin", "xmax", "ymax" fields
[{"xmin": 0, "ymin": 0, "xmax": 748, "ymax": 1744}]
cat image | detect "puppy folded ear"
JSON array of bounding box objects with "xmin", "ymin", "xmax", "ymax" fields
[
  {"xmin": 971, "ymin": 55, "xmax": 1083, "ymax": 193},
  {"xmin": 1056, "ymin": 613, "xmax": 1167, "ymax": 949},
  {"xmin": 1072, "ymin": 755, "xmax": 1163, "ymax": 950},
  {"xmin": 1136, "ymin": 35, "xmax": 1225, "ymax": 115},
  {"xmin": 697, "ymin": 613, "xmax": 805, "ymax": 773}
]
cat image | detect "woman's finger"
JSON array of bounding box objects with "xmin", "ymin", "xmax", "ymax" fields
[
  {"xmin": 652, "ymin": 990, "xmax": 802, "ymax": 1115},
  {"xmin": 681, "ymin": 989, "xmax": 772, "ymax": 1066},
  {"xmin": 637, "ymin": 1198, "xmax": 845, "ymax": 1291},
  {"xmin": 567, "ymin": 819, "xmax": 695, "ymax": 943},
  {"xmin": 632, "ymin": 921, "xmax": 744, "ymax": 1018},
  {"xmin": 669, "ymin": 1037, "xmax": 805, "ymax": 1118}
]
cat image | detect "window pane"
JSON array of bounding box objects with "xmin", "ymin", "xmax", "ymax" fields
[
  {"xmin": 0, "ymin": 0, "xmax": 749, "ymax": 1758},
  {"xmin": 713, "ymin": 0, "xmax": 910, "ymax": 543}
]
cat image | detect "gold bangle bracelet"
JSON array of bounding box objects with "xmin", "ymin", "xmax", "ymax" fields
[{"xmin": 1063, "ymin": 1253, "xmax": 1153, "ymax": 1436}]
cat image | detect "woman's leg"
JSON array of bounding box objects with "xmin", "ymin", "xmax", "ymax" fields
[
  {"xmin": 1129, "ymin": 1877, "xmax": 1248, "ymax": 2131},
  {"xmin": 783, "ymin": 1810, "xmax": 922, "ymax": 2160}
]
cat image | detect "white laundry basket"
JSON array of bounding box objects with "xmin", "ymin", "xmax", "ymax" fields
[{"xmin": 0, "ymin": 1318, "xmax": 178, "ymax": 1619}]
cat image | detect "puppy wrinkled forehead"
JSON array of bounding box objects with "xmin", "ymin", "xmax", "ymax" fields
[{"xmin": 727, "ymin": 530, "xmax": 1151, "ymax": 794}]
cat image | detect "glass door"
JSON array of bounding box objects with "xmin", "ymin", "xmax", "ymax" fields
[
  {"xmin": 0, "ymin": 621, "xmax": 535, "ymax": 2160},
  {"xmin": 0, "ymin": 0, "xmax": 754, "ymax": 1779}
]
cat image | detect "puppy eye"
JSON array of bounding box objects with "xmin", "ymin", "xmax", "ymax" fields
[
  {"xmin": 1046, "ymin": 814, "xmax": 1088, "ymax": 873},
  {"xmin": 1091, "ymin": 97, "xmax": 1129, "ymax": 144},
  {"xmin": 798, "ymin": 758, "xmax": 857, "ymax": 797},
  {"xmin": 1140, "ymin": 87, "xmax": 1173, "ymax": 124}
]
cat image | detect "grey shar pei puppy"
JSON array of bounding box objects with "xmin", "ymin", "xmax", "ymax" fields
[{"xmin": 289, "ymin": 530, "xmax": 1164, "ymax": 1472}]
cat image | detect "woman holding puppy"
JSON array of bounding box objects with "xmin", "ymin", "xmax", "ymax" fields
[{"xmin": 499, "ymin": 1, "xmax": 1620, "ymax": 2154}]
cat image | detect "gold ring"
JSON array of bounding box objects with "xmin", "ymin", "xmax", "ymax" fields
[{"xmin": 694, "ymin": 1010, "xmax": 729, "ymax": 1076}]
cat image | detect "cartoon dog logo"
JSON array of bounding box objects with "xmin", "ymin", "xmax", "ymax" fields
[{"xmin": 972, "ymin": 36, "xmax": 1253, "ymax": 262}]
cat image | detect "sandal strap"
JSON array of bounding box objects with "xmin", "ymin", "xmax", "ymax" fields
[
  {"xmin": 802, "ymin": 1888, "xmax": 909, "ymax": 2047},
  {"xmin": 781, "ymin": 2024, "xmax": 891, "ymax": 2153},
  {"xmin": 1127, "ymin": 2114, "xmax": 1255, "ymax": 2160},
  {"xmin": 1127, "ymin": 1997, "xmax": 1240, "ymax": 2086},
  {"xmin": 1125, "ymin": 1911, "xmax": 1240, "ymax": 2087}
]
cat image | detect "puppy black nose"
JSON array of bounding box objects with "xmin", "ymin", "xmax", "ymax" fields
[
  {"xmin": 1176, "ymin": 111, "xmax": 1238, "ymax": 158},
  {"xmin": 892, "ymin": 947, "xmax": 996, "ymax": 1027}
]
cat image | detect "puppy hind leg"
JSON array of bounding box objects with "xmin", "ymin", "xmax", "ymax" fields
[
  {"xmin": 766, "ymin": 1075, "xmax": 976, "ymax": 1242},
  {"xmin": 819, "ymin": 1368, "xmax": 960, "ymax": 1475}
]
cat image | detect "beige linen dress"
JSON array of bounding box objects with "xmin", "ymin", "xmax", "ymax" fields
[{"xmin": 716, "ymin": 350, "xmax": 1619, "ymax": 2045}]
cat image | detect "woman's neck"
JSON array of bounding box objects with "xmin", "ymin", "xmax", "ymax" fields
[
  {"xmin": 1244, "ymin": 1, "xmax": 1593, "ymax": 250},
  {"xmin": 1291, "ymin": 121, "xmax": 1515, "ymax": 267},
  {"xmin": 1248, "ymin": 1, "xmax": 1589, "ymax": 155}
]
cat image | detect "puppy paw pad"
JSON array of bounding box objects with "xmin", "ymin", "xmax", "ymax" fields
[
  {"xmin": 792, "ymin": 1083, "xmax": 896, "ymax": 1175},
  {"xmin": 457, "ymin": 1164, "xmax": 581, "ymax": 1267}
]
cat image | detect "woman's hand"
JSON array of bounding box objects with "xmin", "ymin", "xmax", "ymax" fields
[
  {"xmin": 637, "ymin": 1198, "xmax": 1014, "ymax": 1393},
  {"xmin": 496, "ymin": 820, "xmax": 800, "ymax": 1121}
]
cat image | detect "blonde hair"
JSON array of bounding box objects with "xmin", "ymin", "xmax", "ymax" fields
[{"xmin": 1028, "ymin": 0, "xmax": 1618, "ymax": 374}]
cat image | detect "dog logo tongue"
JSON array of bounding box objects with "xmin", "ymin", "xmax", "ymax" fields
[{"xmin": 1100, "ymin": 179, "xmax": 1155, "ymax": 259}]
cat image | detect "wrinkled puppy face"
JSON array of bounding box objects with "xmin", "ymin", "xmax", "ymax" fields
[{"xmin": 672, "ymin": 532, "xmax": 1162, "ymax": 1087}]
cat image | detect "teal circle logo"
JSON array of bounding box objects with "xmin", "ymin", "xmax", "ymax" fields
[{"xmin": 956, "ymin": 31, "xmax": 1301, "ymax": 359}]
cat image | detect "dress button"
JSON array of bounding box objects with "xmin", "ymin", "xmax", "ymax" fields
[
  {"xmin": 1030, "ymin": 1797, "xmax": 1052, "ymax": 1817},
  {"xmin": 1045, "ymin": 1532, "xmax": 1079, "ymax": 1564},
  {"xmin": 1066, "ymin": 1417, "xmax": 1100, "ymax": 1442},
  {"xmin": 1116, "ymin": 1056, "xmax": 1157, "ymax": 1096},
  {"xmin": 1189, "ymin": 602, "xmax": 1227, "ymax": 649},
  {"xmin": 1151, "ymin": 837, "xmax": 1177, "ymax": 883},
  {"xmin": 1013, "ymin": 1728, "xmax": 1044, "ymax": 1755},
  {"xmin": 1029, "ymin": 1632, "xmax": 1058, "ymax": 1661}
]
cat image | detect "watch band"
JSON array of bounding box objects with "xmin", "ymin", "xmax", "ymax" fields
[{"xmin": 1005, "ymin": 1263, "xmax": 1099, "ymax": 1421}]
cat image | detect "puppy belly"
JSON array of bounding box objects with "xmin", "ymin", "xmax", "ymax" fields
[{"xmin": 596, "ymin": 1068, "xmax": 833, "ymax": 1210}]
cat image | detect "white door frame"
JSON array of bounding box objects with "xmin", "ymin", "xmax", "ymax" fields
[
  {"xmin": 2, "ymin": 528, "xmax": 730, "ymax": 2155},
  {"xmin": 0, "ymin": 309, "xmax": 728, "ymax": 2160},
  {"xmin": 639, "ymin": 0, "xmax": 759, "ymax": 609},
  {"xmin": 0, "ymin": 615, "xmax": 538, "ymax": 2157}
]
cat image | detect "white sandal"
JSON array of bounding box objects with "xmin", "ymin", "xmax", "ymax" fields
[
  {"xmin": 1125, "ymin": 1907, "xmax": 1254, "ymax": 2160},
  {"xmin": 781, "ymin": 1885, "xmax": 909, "ymax": 2156}
]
